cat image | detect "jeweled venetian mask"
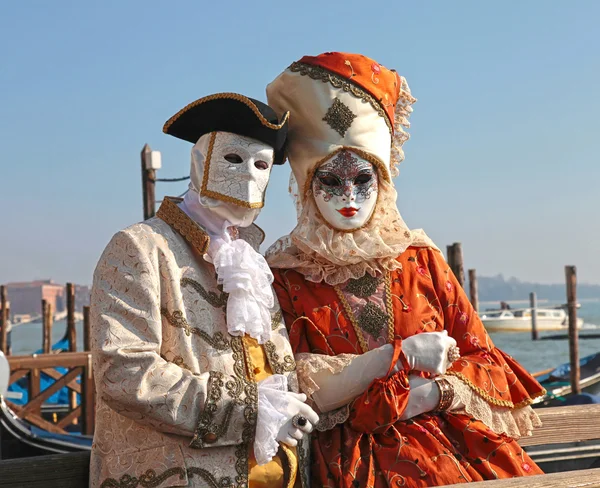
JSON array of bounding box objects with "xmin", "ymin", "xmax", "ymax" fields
[
  {"xmin": 311, "ymin": 150, "xmax": 379, "ymax": 231},
  {"xmin": 193, "ymin": 131, "xmax": 274, "ymax": 209}
]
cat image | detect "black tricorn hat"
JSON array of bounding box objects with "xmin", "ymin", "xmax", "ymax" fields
[{"xmin": 163, "ymin": 93, "xmax": 289, "ymax": 165}]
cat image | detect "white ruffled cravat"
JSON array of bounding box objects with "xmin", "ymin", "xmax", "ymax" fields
[
  {"xmin": 179, "ymin": 192, "xmax": 274, "ymax": 344},
  {"xmin": 206, "ymin": 225, "xmax": 274, "ymax": 344}
]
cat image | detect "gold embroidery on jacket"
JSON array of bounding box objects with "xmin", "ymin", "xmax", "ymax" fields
[
  {"xmin": 188, "ymin": 336, "xmax": 257, "ymax": 485},
  {"xmin": 160, "ymin": 353, "xmax": 193, "ymax": 372},
  {"xmin": 100, "ymin": 466, "xmax": 235, "ymax": 488},
  {"xmin": 156, "ymin": 198, "xmax": 210, "ymax": 254},
  {"xmin": 271, "ymin": 309, "xmax": 283, "ymax": 330},
  {"xmin": 191, "ymin": 371, "xmax": 235, "ymax": 447},
  {"xmin": 161, "ymin": 308, "xmax": 230, "ymax": 351},
  {"xmin": 264, "ymin": 341, "xmax": 296, "ymax": 375},
  {"xmin": 100, "ymin": 467, "xmax": 186, "ymax": 488},
  {"xmin": 232, "ymin": 336, "xmax": 258, "ymax": 487},
  {"xmin": 181, "ymin": 277, "xmax": 228, "ymax": 311},
  {"xmin": 187, "ymin": 467, "xmax": 233, "ymax": 488}
]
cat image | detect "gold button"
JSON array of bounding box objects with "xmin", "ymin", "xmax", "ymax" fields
[
  {"xmin": 203, "ymin": 433, "xmax": 218, "ymax": 444},
  {"xmin": 253, "ymin": 367, "xmax": 261, "ymax": 375}
]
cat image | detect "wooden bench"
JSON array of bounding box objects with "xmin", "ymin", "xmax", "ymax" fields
[{"xmin": 1, "ymin": 405, "xmax": 600, "ymax": 487}]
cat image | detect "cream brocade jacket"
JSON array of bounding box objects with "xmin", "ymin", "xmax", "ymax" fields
[{"xmin": 90, "ymin": 198, "xmax": 308, "ymax": 488}]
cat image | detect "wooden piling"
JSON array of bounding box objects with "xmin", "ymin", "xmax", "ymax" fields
[
  {"xmin": 468, "ymin": 269, "xmax": 479, "ymax": 312},
  {"xmin": 42, "ymin": 300, "xmax": 53, "ymax": 353},
  {"xmin": 530, "ymin": 292, "xmax": 539, "ymax": 341},
  {"xmin": 566, "ymin": 266, "xmax": 581, "ymax": 395},
  {"xmin": 141, "ymin": 144, "xmax": 156, "ymax": 220},
  {"xmin": 66, "ymin": 283, "xmax": 76, "ymax": 353},
  {"xmin": 0, "ymin": 286, "xmax": 7, "ymax": 354},
  {"xmin": 5, "ymin": 305, "xmax": 10, "ymax": 356},
  {"xmin": 83, "ymin": 306, "xmax": 91, "ymax": 352},
  {"xmin": 446, "ymin": 245, "xmax": 454, "ymax": 270},
  {"xmin": 448, "ymin": 243, "xmax": 465, "ymax": 288},
  {"xmin": 66, "ymin": 283, "xmax": 78, "ymax": 415}
]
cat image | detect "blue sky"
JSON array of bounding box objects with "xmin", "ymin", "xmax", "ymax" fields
[{"xmin": 1, "ymin": 1, "xmax": 598, "ymax": 286}]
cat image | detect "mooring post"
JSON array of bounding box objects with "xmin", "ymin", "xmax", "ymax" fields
[
  {"xmin": 141, "ymin": 144, "xmax": 157, "ymax": 220},
  {"xmin": 83, "ymin": 306, "xmax": 91, "ymax": 352},
  {"xmin": 0, "ymin": 286, "xmax": 7, "ymax": 355},
  {"xmin": 468, "ymin": 269, "xmax": 479, "ymax": 313},
  {"xmin": 565, "ymin": 266, "xmax": 581, "ymax": 394},
  {"xmin": 42, "ymin": 299, "xmax": 53, "ymax": 353},
  {"xmin": 530, "ymin": 292, "xmax": 539, "ymax": 341},
  {"xmin": 449, "ymin": 243, "xmax": 465, "ymax": 288}
]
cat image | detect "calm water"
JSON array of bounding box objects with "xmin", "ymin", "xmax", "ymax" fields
[{"xmin": 9, "ymin": 300, "xmax": 600, "ymax": 375}]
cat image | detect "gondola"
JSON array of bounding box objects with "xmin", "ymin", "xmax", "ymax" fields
[{"xmin": 533, "ymin": 351, "xmax": 600, "ymax": 408}]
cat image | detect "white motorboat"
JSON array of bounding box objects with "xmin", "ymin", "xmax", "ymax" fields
[{"xmin": 479, "ymin": 308, "xmax": 584, "ymax": 332}]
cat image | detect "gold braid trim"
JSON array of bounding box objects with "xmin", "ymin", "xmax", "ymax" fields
[
  {"xmin": 100, "ymin": 467, "xmax": 187, "ymax": 488},
  {"xmin": 100, "ymin": 466, "xmax": 234, "ymax": 488},
  {"xmin": 156, "ymin": 198, "xmax": 210, "ymax": 254},
  {"xmin": 446, "ymin": 371, "xmax": 547, "ymax": 409},
  {"xmin": 163, "ymin": 92, "xmax": 290, "ymax": 132},
  {"xmin": 290, "ymin": 62, "xmax": 394, "ymax": 133},
  {"xmin": 515, "ymin": 388, "xmax": 547, "ymax": 409}
]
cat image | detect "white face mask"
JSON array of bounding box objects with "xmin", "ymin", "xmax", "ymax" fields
[
  {"xmin": 200, "ymin": 131, "xmax": 274, "ymax": 208},
  {"xmin": 311, "ymin": 150, "xmax": 379, "ymax": 231},
  {"xmin": 188, "ymin": 131, "xmax": 275, "ymax": 228}
]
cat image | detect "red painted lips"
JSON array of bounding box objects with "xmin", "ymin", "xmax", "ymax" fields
[{"xmin": 337, "ymin": 207, "xmax": 359, "ymax": 218}]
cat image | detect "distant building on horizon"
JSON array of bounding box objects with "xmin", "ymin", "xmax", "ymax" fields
[{"xmin": 5, "ymin": 280, "xmax": 90, "ymax": 318}]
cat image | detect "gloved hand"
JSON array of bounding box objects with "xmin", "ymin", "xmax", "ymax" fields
[
  {"xmin": 399, "ymin": 375, "xmax": 440, "ymax": 420},
  {"xmin": 400, "ymin": 331, "xmax": 458, "ymax": 375},
  {"xmin": 254, "ymin": 375, "xmax": 319, "ymax": 465}
]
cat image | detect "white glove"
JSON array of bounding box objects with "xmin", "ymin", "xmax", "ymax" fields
[
  {"xmin": 254, "ymin": 375, "xmax": 319, "ymax": 465},
  {"xmin": 400, "ymin": 331, "xmax": 458, "ymax": 375},
  {"xmin": 311, "ymin": 344, "xmax": 394, "ymax": 412},
  {"xmin": 399, "ymin": 375, "xmax": 440, "ymax": 420}
]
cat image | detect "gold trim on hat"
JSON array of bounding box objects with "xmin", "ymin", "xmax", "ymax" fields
[
  {"xmin": 163, "ymin": 92, "xmax": 290, "ymax": 133},
  {"xmin": 290, "ymin": 62, "xmax": 393, "ymax": 133}
]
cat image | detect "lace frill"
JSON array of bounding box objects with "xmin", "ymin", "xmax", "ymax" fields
[
  {"xmin": 446, "ymin": 375, "xmax": 542, "ymax": 439},
  {"xmin": 267, "ymin": 176, "xmax": 436, "ymax": 286},
  {"xmin": 390, "ymin": 76, "xmax": 416, "ymax": 178},
  {"xmin": 295, "ymin": 353, "xmax": 355, "ymax": 432}
]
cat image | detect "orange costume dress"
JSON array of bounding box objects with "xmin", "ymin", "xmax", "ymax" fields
[
  {"xmin": 273, "ymin": 247, "xmax": 545, "ymax": 487},
  {"xmin": 265, "ymin": 52, "xmax": 547, "ymax": 487}
]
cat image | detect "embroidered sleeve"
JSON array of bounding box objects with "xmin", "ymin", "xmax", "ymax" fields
[
  {"xmin": 91, "ymin": 229, "xmax": 256, "ymax": 449},
  {"xmin": 425, "ymin": 248, "xmax": 546, "ymax": 410},
  {"xmin": 446, "ymin": 375, "xmax": 542, "ymax": 439}
]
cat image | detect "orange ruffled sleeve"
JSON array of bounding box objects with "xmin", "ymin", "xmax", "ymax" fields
[
  {"xmin": 425, "ymin": 249, "xmax": 546, "ymax": 409},
  {"xmin": 347, "ymin": 340, "xmax": 411, "ymax": 433}
]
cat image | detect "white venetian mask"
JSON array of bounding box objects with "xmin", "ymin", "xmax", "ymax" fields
[
  {"xmin": 193, "ymin": 131, "xmax": 274, "ymax": 209},
  {"xmin": 311, "ymin": 150, "xmax": 379, "ymax": 231},
  {"xmin": 188, "ymin": 131, "xmax": 275, "ymax": 228}
]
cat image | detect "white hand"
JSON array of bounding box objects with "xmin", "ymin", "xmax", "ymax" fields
[
  {"xmin": 401, "ymin": 331, "xmax": 458, "ymax": 375},
  {"xmin": 399, "ymin": 375, "xmax": 440, "ymax": 421},
  {"xmin": 275, "ymin": 392, "xmax": 319, "ymax": 447},
  {"xmin": 254, "ymin": 375, "xmax": 319, "ymax": 465}
]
